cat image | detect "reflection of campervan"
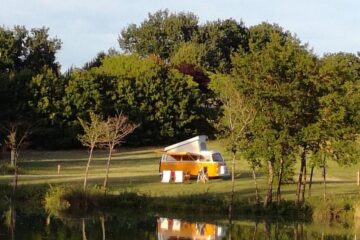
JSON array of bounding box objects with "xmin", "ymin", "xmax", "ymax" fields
[
  {"xmin": 159, "ymin": 135, "xmax": 229, "ymax": 178},
  {"xmin": 157, "ymin": 217, "xmax": 226, "ymax": 240}
]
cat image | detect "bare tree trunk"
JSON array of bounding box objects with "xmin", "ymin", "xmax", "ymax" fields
[
  {"xmin": 322, "ymin": 153, "xmax": 327, "ymax": 201},
  {"xmin": 296, "ymin": 148, "xmax": 306, "ymax": 204},
  {"xmin": 83, "ymin": 147, "xmax": 94, "ymax": 191},
  {"xmin": 308, "ymin": 165, "xmax": 314, "ymax": 197},
  {"xmin": 264, "ymin": 158, "xmax": 274, "ymax": 207},
  {"xmin": 323, "ymin": 163, "xmax": 327, "ymax": 201},
  {"xmin": 252, "ymin": 167, "xmax": 259, "ymax": 204},
  {"xmin": 301, "ymin": 159, "xmax": 307, "ymax": 202},
  {"xmin": 10, "ymin": 148, "xmax": 16, "ymax": 167},
  {"xmin": 103, "ymin": 146, "xmax": 113, "ymax": 192},
  {"xmin": 276, "ymin": 155, "xmax": 285, "ymax": 204},
  {"xmin": 229, "ymin": 151, "xmax": 236, "ymax": 222}
]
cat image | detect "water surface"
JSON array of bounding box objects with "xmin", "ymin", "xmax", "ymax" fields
[{"xmin": 0, "ymin": 207, "xmax": 357, "ymax": 239}]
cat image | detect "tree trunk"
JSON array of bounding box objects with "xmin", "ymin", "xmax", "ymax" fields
[
  {"xmin": 103, "ymin": 146, "xmax": 114, "ymax": 192},
  {"xmin": 252, "ymin": 167, "xmax": 259, "ymax": 204},
  {"xmin": 264, "ymin": 158, "xmax": 274, "ymax": 207},
  {"xmin": 276, "ymin": 155, "xmax": 285, "ymax": 204},
  {"xmin": 229, "ymin": 151, "xmax": 236, "ymax": 222},
  {"xmin": 83, "ymin": 146, "xmax": 94, "ymax": 191},
  {"xmin": 10, "ymin": 148, "xmax": 15, "ymax": 167},
  {"xmin": 296, "ymin": 148, "xmax": 306, "ymax": 205},
  {"xmin": 323, "ymin": 166, "xmax": 326, "ymax": 200},
  {"xmin": 301, "ymin": 158, "xmax": 307, "ymax": 202},
  {"xmin": 308, "ymin": 165, "xmax": 314, "ymax": 197}
]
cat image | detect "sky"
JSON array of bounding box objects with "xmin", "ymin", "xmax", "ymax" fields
[{"xmin": 1, "ymin": 0, "xmax": 359, "ymax": 72}]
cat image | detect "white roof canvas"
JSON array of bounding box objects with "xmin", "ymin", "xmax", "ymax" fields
[{"xmin": 164, "ymin": 135, "xmax": 207, "ymax": 154}]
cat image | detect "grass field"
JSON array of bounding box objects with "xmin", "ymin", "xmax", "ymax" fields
[{"xmin": 1, "ymin": 140, "xmax": 360, "ymax": 201}]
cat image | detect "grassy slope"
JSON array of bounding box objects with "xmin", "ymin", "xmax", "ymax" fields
[{"xmin": 0, "ymin": 140, "xmax": 359, "ymax": 201}]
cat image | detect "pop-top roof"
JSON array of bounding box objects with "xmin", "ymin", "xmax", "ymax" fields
[{"xmin": 164, "ymin": 135, "xmax": 207, "ymax": 152}]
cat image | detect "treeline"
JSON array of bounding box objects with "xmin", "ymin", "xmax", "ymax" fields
[{"xmin": 0, "ymin": 10, "xmax": 250, "ymax": 148}]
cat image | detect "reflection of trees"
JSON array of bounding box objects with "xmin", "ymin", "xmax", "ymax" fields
[
  {"xmin": 82, "ymin": 218, "xmax": 87, "ymax": 240},
  {"xmin": 0, "ymin": 209, "xmax": 358, "ymax": 240},
  {"xmin": 100, "ymin": 215, "xmax": 106, "ymax": 240},
  {"xmin": 4, "ymin": 204, "xmax": 15, "ymax": 240},
  {"xmin": 263, "ymin": 221, "xmax": 271, "ymax": 240},
  {"xmin": 252, "ymin": 222, "xmax": 258, "ymax": 240}
]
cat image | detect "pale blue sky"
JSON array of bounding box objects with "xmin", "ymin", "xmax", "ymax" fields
[{"xmin": 1, "ymin": 0, "xmax": 359, "ymax": 71}]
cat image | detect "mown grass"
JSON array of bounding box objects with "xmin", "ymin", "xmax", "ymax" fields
[{"xmin": 0, "ymin": 140, "xmax": 360, "ymax": 203}]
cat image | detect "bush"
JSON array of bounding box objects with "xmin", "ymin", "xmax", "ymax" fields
[
  {"xmin": 45, "ymin": 185, "xmax": 150, "ymax": 215},
  {"xmin": 311, "ymin": 195, "xmax": 357, "ymax": 221},
  {"xmin": 45, "ymin": 185, "xmax": 103, "ymax": 214},
  {"xmin": 0, "ymin": 163, "xmax": 17, "ymax": 175}
]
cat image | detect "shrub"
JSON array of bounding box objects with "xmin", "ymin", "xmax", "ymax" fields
[
  {"xmin": 45, "ymin": 185, "xmax": 150, "ymax": 215},
  {"xmin": 0, "ymin": 163, "xmax": 17, "ymax": 175},
  {"xmin": 310, "ymin": 195, "xmax": 357, "ymax": 221}
]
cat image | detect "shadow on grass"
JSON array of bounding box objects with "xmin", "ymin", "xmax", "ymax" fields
[{"xmin": 18, "ymin": 156, "xmax": 159, "ymax": 169}]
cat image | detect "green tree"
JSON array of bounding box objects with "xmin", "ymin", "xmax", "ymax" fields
[
  {"xmin": 29, "ymin": 67, "xmax": 65, "ymax": 121},
  {"xmin": 197, "ymin": 19, "xmax": 248, "ymax": 72},
  {"xmin": 119, "ymin": 9, "xmax": 199, "ymax": 59},
  {"xmin": 210, "ymin": 73, "xmax": 256, "ymax": 219},
  {"xmin": 97, "ymin": 54, "xmax": 211, "ymax": 144},
  {"xmin": 0, "ymin": 25, "xmax": 62, "ymax": 149},
  {"xmin": 63, "ymin": 68, "xmax": 115, "ymax": 122},
  {"xmin": 78, "ymin": 112, "xmax": 105, "ymax": 190},
  {"xmin": 99, "ymin": 113, "xmax": 138, "ymax": 192},
  {"xmin": 232, "ymin": 23, "xmax": 317, "ymax": 206},
  {"xmin": 307, "ymin": 53, "xmax": 360, "ymax": 199}
]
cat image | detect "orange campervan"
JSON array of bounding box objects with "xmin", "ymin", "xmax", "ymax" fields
[{"xmin": 159, "ymin": 135, "xmax": 229, "ymax": 179}]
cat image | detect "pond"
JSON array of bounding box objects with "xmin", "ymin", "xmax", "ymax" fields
[{"xmin": 0, "ymin": 206, "xmax": 358, "ymax": 240}]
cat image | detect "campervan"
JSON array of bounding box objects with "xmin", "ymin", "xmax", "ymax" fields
[{"xmin": 159, "ymin": 135, "xmax": 229, "ymax": 178}]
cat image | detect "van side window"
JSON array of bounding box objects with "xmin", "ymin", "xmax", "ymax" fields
[
  {"xmin": 212, "ymin": 153, "xmax": 224, "ymax": 162},
  {"xmin": 164, "ymin": 155, "xmax": 176, "ymax": 161}
]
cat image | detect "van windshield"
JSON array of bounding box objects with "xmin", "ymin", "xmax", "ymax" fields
[{"xmin": 212, "ymin": 153, "xmax": 224, "ymax": 162}]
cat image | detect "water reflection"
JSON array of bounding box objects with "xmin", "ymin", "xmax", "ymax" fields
[
  {"xmin": 0, "ymin": 205, "xmax": 359, "ymax": 240},
  {"xmin": 157, "ymin": 217, "xmax": 226, "ymax": 240}
]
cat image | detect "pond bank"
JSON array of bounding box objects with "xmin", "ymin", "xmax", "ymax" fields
[{"xmin": 0, "ymin": 183, "xmax": 357, "ymax": 224}]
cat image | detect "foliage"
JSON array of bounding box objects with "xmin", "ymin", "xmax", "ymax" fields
[
  {"xmin": 45, "ymin": 185, "xmax": 149, "ymax": 215},
  {"xmin": 100, "ymin": 113, "xmax": 139, "ymax": 189},
  {"xmin": 95, "ymin": 54, "xmax": 211, "ymax": 144},
  {"xmin": 231, "ymin": 23, "xmax": 318, "ymax": 205},
  {"xmin": 310, "ymin": 195, "xmax": 358, "ymax": 221},
  {"xmin": 0, "ymin": 26, "xmax": 61, "ymax": 120},
  {"xmin": 309, "ymin": 53, "xmax": 360, "ymax": 164},
  {"xmin": 196, "ymin": 19, "xmax": 248, "ymax": 72},
  {"xmin": 119, "ymin": 9, "xmax": 199, "ymax": 59},
  {"xmin": 0, "ymin": 163, "xmax": 18, "ymax": 175},
  {"xmin": 78, "ymin": 112, "xmax": 106, "ymax": 190}
]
